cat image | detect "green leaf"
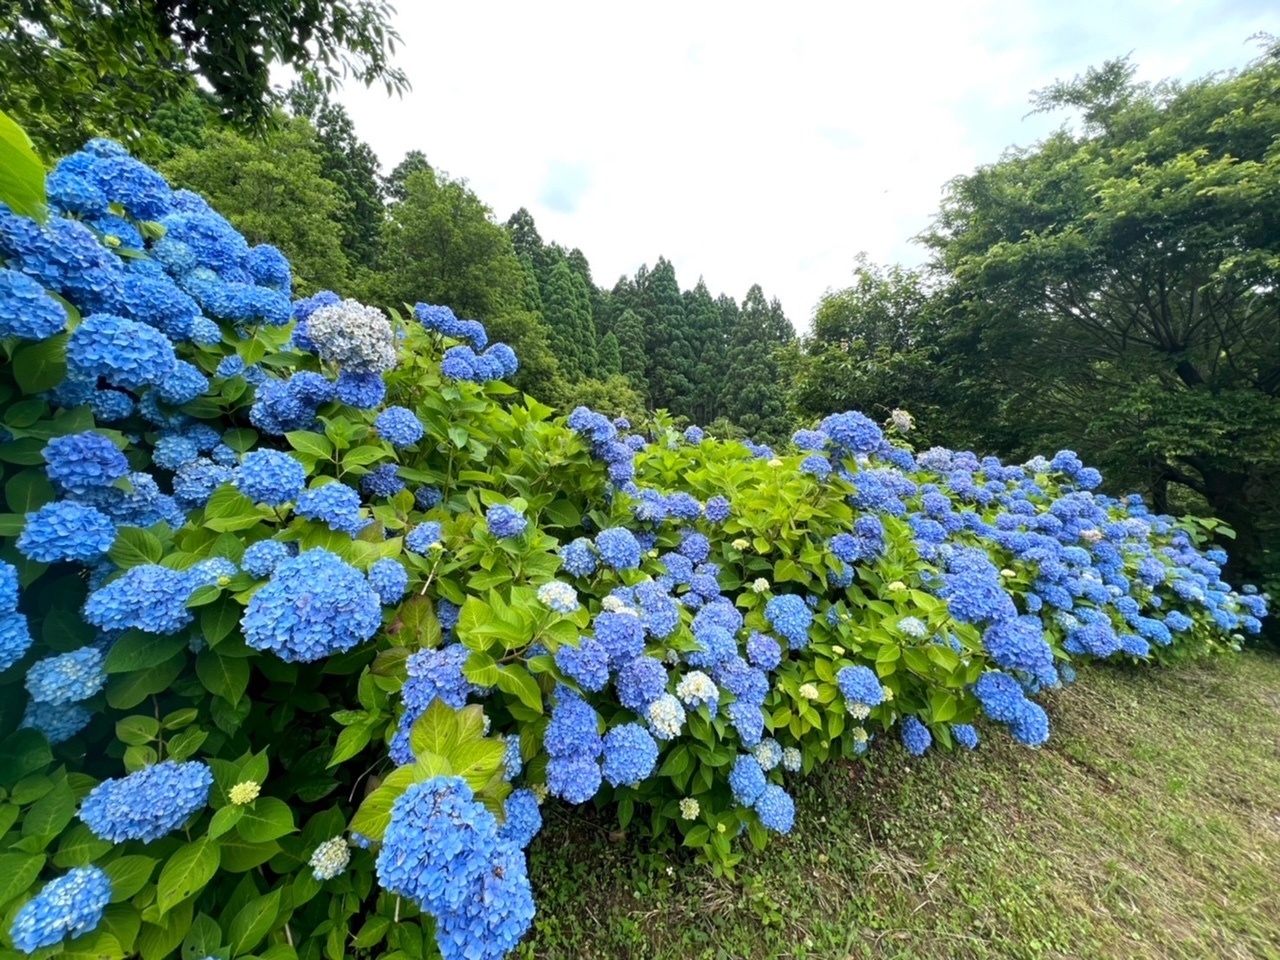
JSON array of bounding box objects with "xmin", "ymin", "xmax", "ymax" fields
[
  {"xmin": 196, "ymin": 649, "xmax": 250, "ymax": 705},
  {"xmin": 22, "ymin": 778, "xmax": 74, "ymax": 839},
  {"xmin": 235, "ymin": 796, "xmax": 296, "ymax": 843},
  {"xmin": 107, "ymin": 655, "xmax": 187, "ymax": 710},
  {"xmin": 203, "ymin": 486, "xmax": 271, "ymax": 532},
  {"xmin": 53, "ymin": 822, "xmax": 113, "ymax": 867},
  {"xmin": 116, "ymin": 715, "xmax": 160, "ymax": 746},
  {"xmin": 0, "ymin": 853, "xmax": 44, "ymax": 907},
  {"xmin": 0, "ymin": 730, "xmax": 52, "ymax": 787},
  {"xmin": 285, "ymin": 431, "xmax": 334, "ymax": 459},
  {"xmin": 157, "ymin": 838, "xmax": 221, "ymax": 915},
  {"xmin": 0, "ymin": 109, "xmax": 47, "ymax": 220},
  {"xmin": 327, "ymin": 721, "xmax": 374, "ymax": 768},
  {"xmin": 138, "ymin": 899, "xmax": 193, "ymax": 960},
  {"xmin": 182, "ymin": 914, "xmax": 223, "ymax": 960},
  {"xmin": 410, "ymin": 698, "xmax": 460, "ymax": 758},
  {"xmin": 201, "ymin": 599, "xmax": 241, "ymax": 647},
  {"xmin": 227, "ymin": 888, "xmax": 281, "ymax": 956},
  {"xmin": 447, "ymin": 425, "xmax": 469, "ymax": 449},
  {"xmin": 463, "ymin": 650, "xmax": 499, "ymax": 687},
  {"xmin": 445, "ymin": 738, "xmax": 506, "ymax": 793},
  {"xmin": 342, "ymin": 445, "xmax": 386, "ymax": 466},
  {"xmin": 353, "ymin": 915, "xmax": 391, "ymax": 949},
  {"xmin": 208, "ymin": 804, "xmax": 245, "ymax": 839},
  {"xmin": 104, "ymin": 631, "xmax": 187, "ymax": 674},
  {"xmin": 105, "ymin": 855, "xmax": 158, "ymax": 902},
  {"xmin": 496, "ymin": 665, "xmax": 543, "ymax": 714},
  {"xmin": 109, "ymin": 526, "xmax": 165, "ymax": 569},
  {"xmin": 683, "ymin": 824, "xmax": 711, "ymax": 848},
  {"xmin": 4, "ymin": 468, "xmax": 54, "ymax": 515}
]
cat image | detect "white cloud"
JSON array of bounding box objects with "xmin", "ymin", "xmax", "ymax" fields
[{"xmin": 327, "ymin": 0, "xmax": 1274, "ymax": 327}]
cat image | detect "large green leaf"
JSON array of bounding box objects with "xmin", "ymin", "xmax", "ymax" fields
[
  {"xmin": 156, "ymin": 839, "xmax": 220, "ymax": 915},
  {"xmin": 0, "ymin": 110, "xmax": 46, "ymax": 220}
]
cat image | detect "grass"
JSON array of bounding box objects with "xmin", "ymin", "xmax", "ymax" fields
[{"xmin": 517, "ymin": 651, "xmax": 1280, "ymax": 960}]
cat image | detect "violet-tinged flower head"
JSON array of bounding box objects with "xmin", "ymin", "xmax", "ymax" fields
[
  {"xmin": 683, "ymin": 425, "xmax": 705, "ymax": 444},
  {"xmin": 595, "ymin": 527, "xmax": 641, "ymax": 570},
  {"xmin": 765, "ymin": 594, "xmax": 813, "ymax": 649},
  {"xmin": 309, "ymin": 836, "xmax": 351, "ymax": 881},
  {"xmin": 406, "ymin": 521, "xmax": 443, "ymax": 554},
  {"xmin": 678, "ymin": 530, "xmax": 711, "ymax": 564},
  {"xmin": 704, "ymin": 495, "xmax": 731, "ymax": 523},
  {"xmin": 601, "ymin": 723, "xmax": 659, "ymax": 787},
  {"xmin": 538, "ymin": 581, "xmax": 580, "ymax": 614},
  {"xmin": 306, "ymin": 298, "xmax": 398, "ymax": 373},
  {"xmin": 44, "ymin": 432, "xmax": 129, "ymax": 495},
  {"xmin": 554, "ymin": 638, "xmax": 610, "ymax": 692},
  {"xmin": 376, "ymin": 406, "xmax": 424, "ymax": 448},
  {"xmin": 973, "ymin": 671, "xmax": 1026, "ymax": 723},
  {"xmin": 79, "ymin": 760, "xmax": 213, "ymax": 843},
  {"xmin": 727, "ymin": 699, "xmax": 765, "ymax": 746},
  {"xmin": 368, "ymin": 558, "xmax": 409, "ymax": 604},
  {"xmin": 486, "ymin": 504, "xmax": 527, "ymax": 539},
  {"xmin": 1010, "ymin": 701, "xmax": 1050, "ymax": 746},
  {"xmin": 242, "ymin": 539, "xmax": 290, "ymax": 578},
  {"xmin": 0, "ymin": 268, "xmax": 68, "ymax": 339},
  {"xmin": 8, "ymin": 866, "xmax": 111, "ymax": 953},
  {"xmin": 25, "ymin": 646, "xmax": 105, "ymax": 705},
  {"xmin": 558, "ymin": 538, "xmax": 597, "ymax": 577},
  {"xmin": 67, "ymin": 313, "xmax": 176, "ymax": 390},
  {"xmin": 754, "ymin": 784, "xmax": 795, "ymax": 834},
  {"xmin": 236, "ymin": 449, "xmax": 306, "ymax": 506},
  {"xmin": 900, "ymin": 716, "xmax": 932, "ymax": 755},
  {"xmin": 647, "ymin": 693, "xmax": 685, "ymax": 740},
  {"xmin": 84, "ymin": 564, "xmax": 194, "ymax": 635},
  {"xmin": 951, "ymin": 723, "xmax": 979, "ymax": 749},
  {"xmin": 361, "ymin": 462, "xmax": 404, "ymax": 498},
  {"xmin": 499, "ymin": 789, "xmax": 542, "ymax": 849},
  {"xmin": 414, "ymin": 302, "xmax": 462, "ymax": 335},
  {"xmin": 241, "ymin": 548, "xmax": 381, "ymax": 662},
  {"xmin": 415, "ymin": 485, "xmax": 444, "ymax": 511},
  {"xmin": 836, "ymin": 664, "xmax": 883, "ymax": 716},
  {"xmin": 792, "ymin": 429, "xmax": 828, "ymax": 451},
  {"xmin": 616, "ymin": 656, "xmax": 668, "ymax": 714},
  {"xmin": 17, "ymin": 500, "xmax": 116, "ymax": 564},
  {"xmin": 746, "ymin": 632, "xmax": 782, "ymax": 671},
  {"xmin": 729, "ymin": 753, "xmax": 767, "ymax": 805},
  {"xmin": 295, "ymin": 482, "xmax": 369, "ymax": 535},
  {"xmin": 172, "ymin": 457, "xmax": 233, "ymax": 509}
]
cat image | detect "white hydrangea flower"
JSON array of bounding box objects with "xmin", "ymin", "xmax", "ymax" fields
[
  {"xmin": 889, "ymin": 409, "xmax": 914, "ymax": 433},
  {"xmin": 307, "ymin": 298, "xmax": 398, "ymax": 374},
  {"xmin": 675, "ymin": 670, "xmax": 718, "ymax": 708},
  {"xmin": 537, "ymin": 581, "xmax": 580, "ymax": 614},
  {"xmin": 648, "ymin": 694, "xmax": 685, "ymax": 739},
  {"xmin": 228, "ymin": 781, "xmax": 260, "ymax": 805},
  {"xmin": 732, "ymin": 538, "xmax": 750, "ymax": 551},
  {"xmin": 846, "ymin": 702, "xmax": 870, "ymax": 720},
  {"xmin": 798, "ymin": 683, "xmax": 819, "ymax": 700},
  {"xmin": 309, "ymin": 836, "xmax": 351, "ymax": 881},
  {"xmin": 781, "ymin": 747, "xmax": 802, "ymax": 772},
  {"xmin": 752, "ymin": 578, "xmax": 770, "ymax": 594},
  {"xmin": 679, "ymin": 797, "xmax": 700, "ymax": 820}
]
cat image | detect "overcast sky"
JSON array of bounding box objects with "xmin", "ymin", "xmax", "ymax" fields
[{"xmin": 326, "ymin": 0, "xmax": 1273, "ymax": 328}]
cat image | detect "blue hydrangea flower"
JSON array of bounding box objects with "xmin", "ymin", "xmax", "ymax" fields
[
  {"xmin": 499, "ymin": 789, "xmax": 542, "ymax": 849},
  {"xmin": 241, "ymin": 539, "xmax": 290, "ymax": 577},
  {"xmin": 296, "ymin": 482, "xmax": 369, "ymax": 535},
  {"xmin": 900, "ymin": 716, "xmax": 932, "ymax": 755},
  {"xmin": 20, "ymin": 699, "xmax": 91, "ymax": 743},
  {"xmin": 369, "ymin": 558, "xmax": 409, "ymax": 604},
  {"xmin": 615, "ymin": 656, "xmax": 668, "ymax": 714},
  {"xmin": 951, "ymin": 723, "xmax": 979, "ymax": 749},
  {"xmin": 683, "ymin": 425, "xmax": 704, "ymax": 444},
  {"xmin": 765, "ymin": 595, "xmax": 813, "ymax": 650},
  {"xmin": 84, "ymin": 564, "xmax": 194, "ymax": 635},
  {"xmin": 544, "ymin": 694, "xmax": 602, "ymax": 759},
  {"xmin": 555, "ymin": 638, "xmax": 611, "ymax": 692},
  {"xmin": 26, "ymin": 646, "xmax": 105, "ymax": 705},
  {"xmin": 704, "ymin": 495, "xmax": 731, "ymax": 523},
  {"xmin": 558, "ymin": 538, "xmax": 597, "ymax": 577},
  {"xmin": 601, "ymin": 723, "xmax": 658, "ymax": 787},
  {"xmin": 0, "ymin": 611, "xmax": 33, "ymax": 673},
  {"xmin": 406, "ymin": 521, "xmax": 443, "ymax": 554},
  {"xmin": 66, "ymin": 313, "xmax": 176, "ymax": 390},
  {"xmin": 486, "ymin": 504, "xmax": 527, "ymax": 539},
  {"xmin": 0, "ymin": 268, "xmax": 68, "ymax": 339},
  {"xmin": 89, "ymin": 388, "xmax": 134, "ymax": 421},
  {"xmin": 546, "ymin": 754, "xmax": 603, "ymax": 804},
  {"xmin": 216, "ymin": 355, "xmax": 246, "ymax": 378},
  {"xmin": 390, "ymin": 645, "xmax": 481, "ymax": 764},
  {"xmin": 79, "ymin": 760, "xmax": 213, "ymax": 843},
  {"xmin": 241, "ymin": 549, "xmax": 382, "ymax": 662},
  {"xmin": 361, "ymin": 463, "xmax": 405, "ymax": 498},
  {"xmin": 835, "ymin": 664, "xmax": 883, "ymax": 714},
  {"xmin": 0, "ymin": 561, "xmax": 17, "ymax": 614},
  {"xmin": 729, "ymin": 754, "xmax": 767, "ymax": 805},
  {"xmin": 235, "ymin": 449, "xmax": 306, "ymax": 506},
  {"xmin": 173, "ymin": 458, "xmax": 234, "ymax": 509},
  {"xmin": 1010, "ymin": 701, "xmax": 1050, "ymax": 746},
  {"xmin": 44, "ymin": 432, "xmax": 129, "ymax": 495},
  {"xmin": 819, "ymin": 411, "xmax": 883, "ymax": 453},
  {"xmin": 593, "ymin": 611, "xmax": 646, "ymax": 667},
  {"xmin": 8, "ymin": 866, "xmax": 111, "ymax": 953},
  {"xmin": 973, "ymin": 671, "xmax": 1026, "ymax": 723},
  {"xmin": 155, "ymin": 360, "xmax": 209, "ymax": 405},
  {"xmin": 152, "ymin": 435, "xmax": 200, "ymax": 471},
  {"xmin": 754, "ymin": 784, "xmax": 795, "ymax": 834},
  {"xmin": 678, "ymin": 530, "xmax": 711, "ymax": 564},
  {"xmin": 17, "ymin": 500, "xmax": 116, "ymax": 563},
  {"xmin": 595, "ymin": 527, "xmax": 641, "ymax": 570},
  {"xmin": 746, "ymin": 631, "xmax": 782, "ymax": 671},
  {"xmin": 334, "ymin": 370, "xmax": 387, "ymax": 408},
  {"xmin": 376, "ymin": 406, "xmax": 425, "ymax": 448},
  {"xmin": 982, "ymin": 615, "xmax": 1057, "ymax": 685}
]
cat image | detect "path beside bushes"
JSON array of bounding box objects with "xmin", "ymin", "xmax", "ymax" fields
[{"xmin": 522, "ymin": 652, "xmax": 1280, "ymax": 960}]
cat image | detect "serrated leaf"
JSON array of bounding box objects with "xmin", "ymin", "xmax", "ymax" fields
[
  {"xmin": 495, "ymin": 665, "xmax": 543, "ymax": 714},
  {"xmin": 235, "ymin": 796, "xmax": 295, "ymax": 843},
  {"xmin": 0, "ymin": 852, "xmax": 43, "ymax": 907},
  {"xmin": 156, "ymin": 838, "xmax": 220, "ymax": 915},
  {"xmin": 104, "ymin": 631, "xmax": 187, "ymax": 674},
  {"xmin": 109, "ymin": 527, "xmax": 164, "ymax": 569},
  {"xmin": 227, "ymin": 888, "xmax": 281, "ymax": 956},
  {"xmin": 105, "ymin": 855, "xmax": 158, "ymax": 902},
  {"xmin": 409, "ymin": 698, "xmax": 459, "ymax": 759}
]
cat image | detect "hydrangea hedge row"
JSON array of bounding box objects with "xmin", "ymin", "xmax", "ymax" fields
[{"xmin": 0, "ymin": 139, "xmax": 1267, "ymax": 960}]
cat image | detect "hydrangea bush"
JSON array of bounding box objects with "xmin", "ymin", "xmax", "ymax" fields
[{"xmin": 0, "ymin": 139, "xmax": 1268, "ymax": 960}]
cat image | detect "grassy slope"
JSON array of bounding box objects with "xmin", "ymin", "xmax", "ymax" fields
[{"xmin": 518, "ymin": 652, "xmax": 1280, "ymax": 960}]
